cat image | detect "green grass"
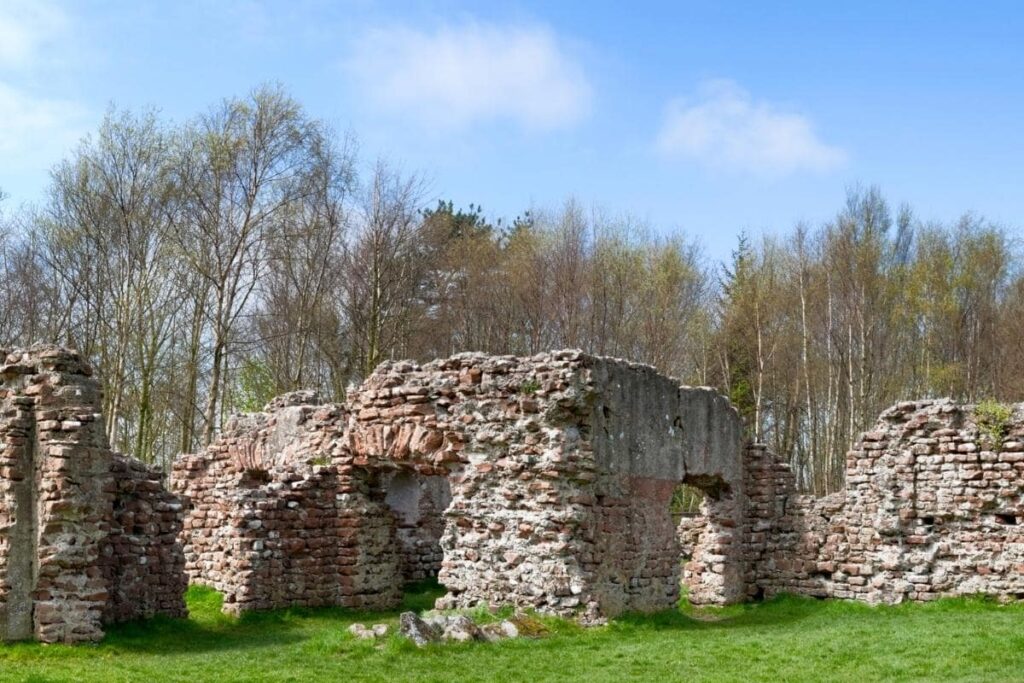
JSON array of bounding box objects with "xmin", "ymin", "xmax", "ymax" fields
[{"xmin": 2, "ymin": 584, "xmax": 1023, "ymax": 682}]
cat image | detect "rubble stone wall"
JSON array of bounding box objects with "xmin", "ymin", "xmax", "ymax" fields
[
  {"xmin": 100, "ymin": 454, "xmax": 188, "ymax": 623},
  {"xmin": 681, "ymin": 399, "xmax": 1024, "ymax": 605},
  {"xmin": 0, "ymin": 346, "xmax": 186, "ymax": 643},
  {"xmin": 177, "ymin": 351, "xmax": 744, "ymax": 620},
  {"xmin": 177, "ymin": 349, "xmax": 1024, "ymax": 622},
  {"xmin": 344, "ymin": 351, "xmax": 745, "ymax": 619},
  {"xmin": 9, "ymin": 343, "xmax": 1022, "ymax": 642}
]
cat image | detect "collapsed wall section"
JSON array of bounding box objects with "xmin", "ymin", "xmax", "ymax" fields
[{"xmin": 0, "ymin": 346, "xmax": 185, "ymax": 643}]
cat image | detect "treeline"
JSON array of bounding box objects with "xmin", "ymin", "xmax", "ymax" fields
[{"xmin": 0, "ymin": 86, "xmax": 1020, "ymax": 492}]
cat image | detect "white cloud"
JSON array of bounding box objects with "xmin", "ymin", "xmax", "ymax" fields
[
  {"xmin": 657, "ymin": 79, "xmax": 846, "ymax": 175},
  {"xmin": 0, "ymin": 82, "xmax": 87, "ymax": 161},
  {"xmin": 0, "ymin": 0, "xmax": 68, "ymax": 69},
  {"xmin": 0, "ymin": 1, "xmax": 88, "ymax": 185},
  {"xmin": 345, "ymin": 21, "xmax": 592, "ymax": 131}
]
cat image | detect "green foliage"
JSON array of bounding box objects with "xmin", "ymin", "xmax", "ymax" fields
[
  {"xmin": 234, "ymin": 358, "xmax": 277, "ymax": 413},
  {"xmin": 670, "ymin": 484, "xmax": 705, "ymax": 522},
  {"xmin": 975, "ymin": 400, "xmax": 1014, "ymax": 449},
  {"xmin": 520, "ymin": 378, "xmax": 541, "ymax": 395}
]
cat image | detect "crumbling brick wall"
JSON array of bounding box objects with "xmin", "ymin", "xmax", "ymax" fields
[
  {"xmin": 172, "ymin": 392, "xmax": 401, "ymax": 614},
  {"xmin": 177, "ymin": 351, "xmax": 744, "ymax": 620},
  {"xmin": 0, "ymin": 346, "xmax": 186, "ymax": 643},
  {"xmin": 180, "ymin": 350, "xmax": 1024, "ymax": 621},
  {"xmin": 732, "ymin": 399, "xmax": 1024, "ymax": 604},
  {"xmin": 344, "ymin": 353, "xmax": 603, "ymax": 617},
  {"xmin": 101, "ymin": 455, "xmax": 188, "ymax": 624}
]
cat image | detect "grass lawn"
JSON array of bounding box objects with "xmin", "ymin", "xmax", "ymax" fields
[{"xmin": 1, "ymin": 583, "xmax": 1022, "ymax": 682}]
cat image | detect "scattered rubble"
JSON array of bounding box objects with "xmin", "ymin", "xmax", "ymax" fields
[
  {"xmin": 398, "ymin": 611, "xmax": 523, "ymax": 646},
  {"xmin": 347, "ymin": 623, "xmax": 389, "ymax": 639}
]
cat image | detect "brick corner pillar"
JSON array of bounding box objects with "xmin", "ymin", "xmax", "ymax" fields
[{"xmin": 0, "ymin": 346, "xmax": 113, "ymax": 643}]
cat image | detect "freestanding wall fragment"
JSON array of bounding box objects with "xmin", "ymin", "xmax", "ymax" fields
[
  {"xmin": 0, "ymin": 346, "xmax": 186, "ymax": 643},
  {"xmin": 689, "ymin": 399, "xmax": 1024, "ymax": 604},
  {"xmin": 345, "ymin": 351, "xmax": 745, "ymax": 619}
]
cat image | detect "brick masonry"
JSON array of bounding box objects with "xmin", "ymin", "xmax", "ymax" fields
[
  {"xmin": 5, "ymin": 345, "xmax": 1019, "ymax": 642},
  {"xmin": 0, "ymin": 346, "xmax": 186, "ymax": 643},
  {"xmin": 684, "ymin": 399, "xmax": 1024, "ymax": 604},
  {"xmin": 177, "ymin": 351, "xmax": 745, "ymax": 621}
]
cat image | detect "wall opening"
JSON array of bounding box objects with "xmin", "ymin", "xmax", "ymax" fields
[
  {"xmin": 673, "ymin": 482, "xmax": 708, "ymax": 603},
  {"xmin": 382, "ymin": 470, "xmax": 452, "ymax": 583},
  {"xmin": 673, "ymin": 475, "xmax": 742, "ymax": 605}
]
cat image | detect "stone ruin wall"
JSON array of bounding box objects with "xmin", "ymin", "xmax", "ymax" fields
[
  {"xmin": 2, "ymin": 343, "xmax": 1019, "ymax": 644},
  {"xmin": 101, "ymin": 453, "xmax": 188, "ymax": 625},
  {"xmin": 175, "ymin": 351, "xmax": 745, "ymax": 621},
  {"xmin": 346, "ymin": 351, "xmax": 619, "ymax": 619},
  {"xmin": 682, "ymin": 399, "xmax": 1024, "ymax": 604},
  {"xmin": 171, "ymin": 392, "xmax": 401, "ymax": 614},
  {"xmin": 0, "ymin": 346, "xmax": 185, "ymax": 643}
]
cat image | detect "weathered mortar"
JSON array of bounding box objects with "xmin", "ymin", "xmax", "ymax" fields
[
  {"xmin": 177, "ymin": 350, "xmax": 1024, "ymax": 622},
  {"xmin": 172, "ymin": 393, "xmax": 403, "ymax": 614}
]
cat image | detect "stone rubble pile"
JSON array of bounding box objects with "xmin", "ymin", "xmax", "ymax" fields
[
  {"xmin": 397, "ymin": 610, "xmax": 524, "ymax": 646},
  {"xmin": 347, "ymin": 622, "xmax": 389, "ymax": 639}
]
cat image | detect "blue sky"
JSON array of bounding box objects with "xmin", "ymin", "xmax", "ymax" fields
[{"xmin": 1, "ymin": 0, "xmax": 1022, "ymax": 260}]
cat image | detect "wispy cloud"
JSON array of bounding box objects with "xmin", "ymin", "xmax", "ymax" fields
[
  {"xmin": 0, "ymin": 1, "xmax": 90, "ymax": 188},
  {"xmin": 656, "ymin": 79, "xmax": 846, "ymax": 176},
  {"xmin": 345, "ymin": 20, "xmax": 592, "ymax": 132},
  {"xmin": 0, "ymin": 0, "xmax": 68, "ymax": 69},
  {"xmin": 0, "ymin": 82, "xmax": 87, "ymax": 159}
]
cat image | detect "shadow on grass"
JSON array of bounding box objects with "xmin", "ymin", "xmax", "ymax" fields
[
  {"xmin": 613, "ymin": 594, "xmax": 843, "ymax": 633},
  {"xmin": 100, "ymin": 580, "xmax": 447, "ymax": 656},
  {"xmin": 614, "ymin": 591, "xmax": 1024, "ymax": 636}
]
